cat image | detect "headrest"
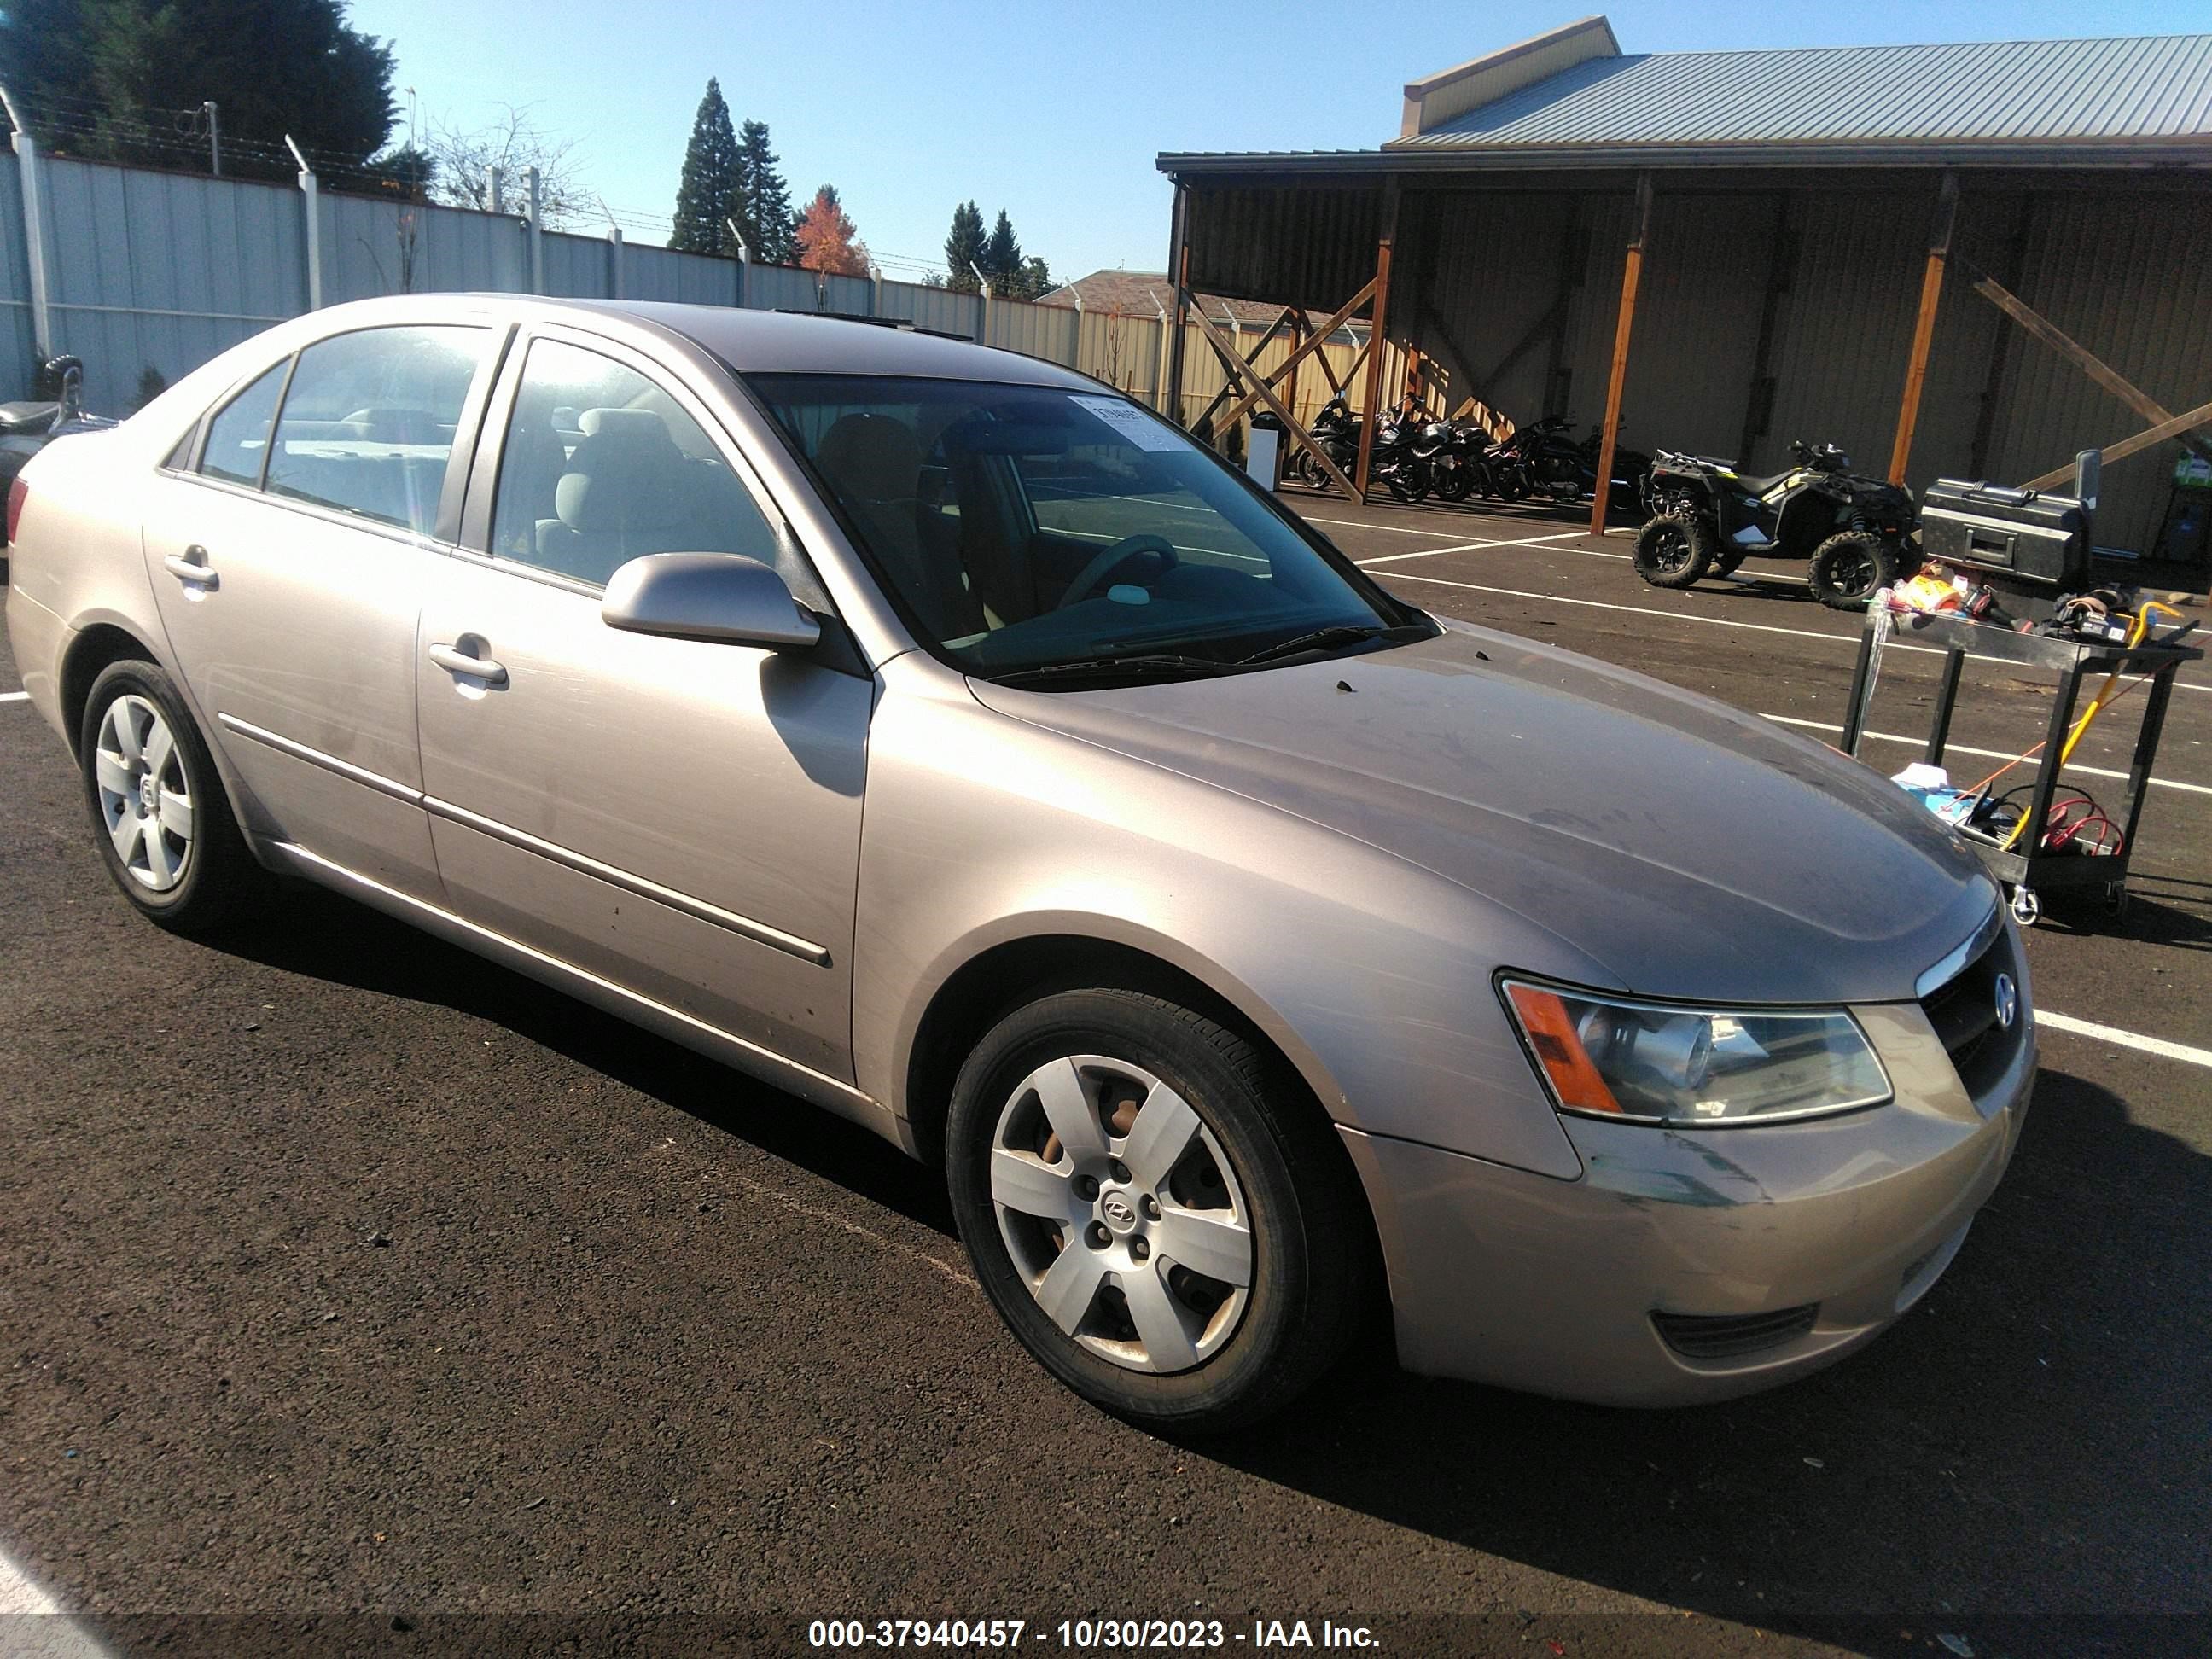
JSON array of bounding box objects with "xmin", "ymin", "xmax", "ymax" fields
[
  {"xmin": 814, "ymin": 413, "xmax": 922, "ymax": 503},
  {"xmin": 554, "ymin": 408, "xmax": 690, "ymax": 533},
  {"xmin": 579, "ymin": 406, "xmax": 670, "ymax": 441}
]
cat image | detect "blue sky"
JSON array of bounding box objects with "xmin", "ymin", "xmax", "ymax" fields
[{"xmin": 355, "ymin": 0, "xmax": 2212, "ymax": 284}]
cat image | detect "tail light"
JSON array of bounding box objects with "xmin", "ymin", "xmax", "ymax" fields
[{"xmin": 5, "ymin": 474, "xmax": 26, "ymax": 544}]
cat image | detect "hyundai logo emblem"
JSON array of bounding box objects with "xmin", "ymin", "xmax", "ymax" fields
[{"xmin": 1994, "ymin": 973, "xmax": 2018, "ymax": 1031}]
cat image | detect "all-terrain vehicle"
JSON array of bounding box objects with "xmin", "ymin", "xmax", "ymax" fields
[{"xmin": 1633, "ymin": 439, "xmax": 1918, "ymax": 608}]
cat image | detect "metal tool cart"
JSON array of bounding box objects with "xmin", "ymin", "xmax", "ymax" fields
[{"xmin": 1838, "ymin": 608, "xmax": 2199, "ymax": 926}]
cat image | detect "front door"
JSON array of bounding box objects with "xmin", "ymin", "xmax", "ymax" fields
[
  {"xmin": 143, "ymin": 324, "xmax": 495, "ymax": 900},
  {"xmin": 413, "ymin": 330, "xmax": 869, "ymax": 1080}
]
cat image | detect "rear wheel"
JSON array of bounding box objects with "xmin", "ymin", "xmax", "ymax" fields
[
  {"xmin": 1633, "ymin": 513, "xmax": 1715, "ymax": 589},
  {"xmin": 78, "ymin": 659, "xmax": 268, "ymax": 934},
  {"xmin": 1809, "ymin": 531, "xmax": 1901, "ymax": 610},
  {"xmin": 946, "ymin": 988, "xmax": 1372, "ymax": 1435}
]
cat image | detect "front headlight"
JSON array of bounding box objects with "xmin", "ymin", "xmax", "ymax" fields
[{"xmin": 1500, "ymin": 979, "xmax": 1891, "ymax": 1126}]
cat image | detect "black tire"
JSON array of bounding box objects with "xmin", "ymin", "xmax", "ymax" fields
[
  {"xmin": 78, "ymin": 659, "xmax": 268, "ymax": 934},
  {"xmin": 1633, "ymin": 512, "xmax": 1715, "ymax": 589},
  {"xmin": 946, "ymin": 988, "xmax": 1373, "ymax": 1435},
  {"xmin": 1808, "ymin": 531, "xmax": 1901, "ymax": 611}
]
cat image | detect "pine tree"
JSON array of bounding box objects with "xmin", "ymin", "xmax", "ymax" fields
[
  {"xmin": 981, "ymin": 209, "xmax": 1023, "ymax": 297},
  {"xmin": 736, "ymin": 119, "xmax": 794, "ymax": 264},
  {"xmin": 943, "ymin": 200, "xmax": 987, "ymax": 294},
  {"xmin": 671, "ymin": 79, "xmax": 742, "ymax": 256},
  {"xmin": 0, "ymin": 0, "xmax": 394, "ymax": 181}
]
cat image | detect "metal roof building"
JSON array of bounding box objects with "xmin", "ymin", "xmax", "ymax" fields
[{"xmin": 1155, "ymin": 16, "xmax": 2212, "ymax": 570}]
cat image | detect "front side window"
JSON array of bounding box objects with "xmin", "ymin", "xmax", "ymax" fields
[
  {"xmin": 749, "ymin": 375, "xmax": 1419, "ymax": 681},
  {"xmin": 263, "ymin": 326, "xmax": 486, "ymax": 534},
  {"xmin": 199, "ymin": 360, "xmax": 289, "ymax": 487},
  {"xmin": 488, "ymin": 337, "xmax": 782, "ymax": 589}
]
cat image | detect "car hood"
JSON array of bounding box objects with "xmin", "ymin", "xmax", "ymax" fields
[{"xmin": 969, "ymin": 621, "xmax": 1996, "ymax": 1005}]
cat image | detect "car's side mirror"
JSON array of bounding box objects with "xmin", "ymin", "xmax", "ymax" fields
[{"xmin": 601, "ymin": 552, "xmax": 823, "ymax": 650}]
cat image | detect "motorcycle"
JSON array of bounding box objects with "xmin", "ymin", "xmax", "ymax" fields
[
  {"xmin": 1370, "ymin": 399, "xmax": 1452, "ymax": 503},
  {"xmin": 1290, "ymin": 392, "xmax": 1362, "ymax": 489},
  {"xmin": 1483, "ymin": 414, "xmax": 1650, "ymax": 514},
  {"xmin": 1, "ymin": 357, "xmax": 114, "ymax": 556},
  {"xmin": 1633, "ymin": 438, "xmax": 1917, "ymax": 609}
]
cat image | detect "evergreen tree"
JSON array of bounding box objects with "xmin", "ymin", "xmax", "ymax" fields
[
  {"xmin": 736, "ymin": 119, "xmax": 794, "ymax": 263},
  {"xmin": 981, "ymin": 209, "xmax": 1022, "ymax": 296},
  {"xmin": 943, "ymin": 200, "xmax": 987, "ymax": 294},
  {"xmin": 671, "ymin": 79, "xmax": 742, "ymax": 256},
  {"xmin": 1015, "ymin": 255, "xmax": 1052, "ymax": 300},
  {"xmin": 0, "ymin": 0, "xmax": 395, "ymax": 182}
]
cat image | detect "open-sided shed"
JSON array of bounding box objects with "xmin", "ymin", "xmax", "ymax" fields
[{"xmin": 1156, "ymin": 17, "xmax": 2212, "ymax": 572}]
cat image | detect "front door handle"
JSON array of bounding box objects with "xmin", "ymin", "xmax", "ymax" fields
[
  {"xmin": 428, "ymin": 640, "xmax": 508, "ymax": 688},
  {"xmin": 163, "ymin": 545, "xmax": 218, "ymax": 589}
]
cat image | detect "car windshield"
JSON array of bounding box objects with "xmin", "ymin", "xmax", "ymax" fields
[{"xmin": 748, "ymin": 374, "xmax": 1422, "ymax": 681}]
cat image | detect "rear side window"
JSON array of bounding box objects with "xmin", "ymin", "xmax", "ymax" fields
[
  {"xmin": 263, "ymin": 326, "xmax": 486, "ymax": 535},
  {"xmin": 487, "ymin": 336, "xmax": 780, "ymax": 588},
  {"xmin": 199, "ymin": 362, "xmax": 288, "ymax": 487}
]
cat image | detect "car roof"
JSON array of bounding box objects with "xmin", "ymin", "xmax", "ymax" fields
[{"xmin": 523, "ymin": 297, "xmax": 1100, "ymax": 387}]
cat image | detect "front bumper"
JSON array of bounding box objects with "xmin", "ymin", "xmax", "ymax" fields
[{"xmin": 1346, "ymin": 993, "xmax": 2035, "ymax": 1407}]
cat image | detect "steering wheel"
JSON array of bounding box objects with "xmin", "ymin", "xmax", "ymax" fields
[{"xmin": 1057, "ymin": 533, "xmax": 1179, "ymax": 608}]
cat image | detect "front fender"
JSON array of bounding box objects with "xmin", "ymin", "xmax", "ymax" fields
[{"xmin": 852, "ymin": 663, "xmax": 1589, "ymax": 1181}]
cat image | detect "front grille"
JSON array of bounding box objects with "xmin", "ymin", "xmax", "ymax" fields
[
  {"xmin": 1919, "ymin": 923, "xmax": 2025, "ymax": 1101},
  {"xmin": 1652, "ymin": 1305, "xmax": 1819, "ymax": 1360}
]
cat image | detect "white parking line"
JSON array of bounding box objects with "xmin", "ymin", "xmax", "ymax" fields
[
  {"xmin": 1358, "ymin": 531, "xmax": 1600, "ymax": 567},
  {"xmin": 1372, "ymin": 568, "xmax": 2212, "ymax": 696},
  {"xmin": 2036, "ymin": 1010, "xmax": 2212, "ymax": 1070},
  {"xmin": 0, "ymin": 1544, "xmax": 108, "ymax": 1655},
  {"xmin": 1759, "ymin": 713, "xmax": 2212, "ymax": 798},
  {"xmin": 2, "ymin": 690, "xmax": 30, "ymax": 703}
]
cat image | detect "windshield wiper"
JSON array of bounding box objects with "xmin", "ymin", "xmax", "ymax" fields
[
  {"xmin": 985, "ymin": 653, "xmax": 1227, "ymax": 689},
  {"xmin": 1234, "ymin": 622, "xmax": 1423, "ymax": 667}
]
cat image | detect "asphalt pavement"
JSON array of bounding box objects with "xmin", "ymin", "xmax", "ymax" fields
[{"xmin": 2, "ymin": 499, "xmax": 2207, "ymax": 1659}]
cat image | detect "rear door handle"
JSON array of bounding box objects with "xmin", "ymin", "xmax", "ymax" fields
[
  {"xmin": 163, "ymin": 546, "xmax": 218, "ymax": 589},
  {"xmin": 428, "ymin": 640, "xmax": 508, "ymax": 688}
]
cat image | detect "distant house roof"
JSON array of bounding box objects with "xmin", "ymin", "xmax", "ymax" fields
[
  {"xmin": 1037, "ymin": 270, "xmax": 1366, "ymax": 336},
  {"xmin": 1160, "ymin": 17, "xmax": 2212, "ymax": 176}
]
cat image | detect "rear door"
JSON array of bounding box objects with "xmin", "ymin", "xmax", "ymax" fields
[
  {"xmin": 414, "ymin": 326, "xmax": 870, "ymax": 1081},
  {"xmin": 143, "ymin": 323, "xmax": 500, "ymax": 899}
]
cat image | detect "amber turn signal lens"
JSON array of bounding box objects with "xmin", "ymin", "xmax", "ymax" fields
[{"xmin": 1505, "ymin": 982, "xmax": 1622, "ymax": 1115}]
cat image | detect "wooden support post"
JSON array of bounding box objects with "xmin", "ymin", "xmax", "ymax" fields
[
  {"xmin": 1588, "ymin": 172, "xmax": 1653, "ymax": 536},
  {"xmin": 1164, "ymin": 181, "xmax": 1190, "ymax": 426},
  {"xmin": 1282, "ymin": 310, "xmax": 1304, "ymax": 429},
  {"xmin": 1889, "ymin": 170, "xmax": 1959, "ymax": 484},
  {"xmin": 1353, "ymin": 178, "xmax": 1401, "ymax": 499},
  {"xmin": 1189, "ymin": 304, "xmax": 1359, "ymax": 499}
]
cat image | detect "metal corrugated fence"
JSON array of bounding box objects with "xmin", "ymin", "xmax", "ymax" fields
[{"xmin": 0, "ymin": 150, "xmax": 1382, "ymax": 457}]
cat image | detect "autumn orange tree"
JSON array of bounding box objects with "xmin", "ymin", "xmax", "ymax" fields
[{"xmin": 794, "ymin": 184, "xmax": 870, "ymax": 278}]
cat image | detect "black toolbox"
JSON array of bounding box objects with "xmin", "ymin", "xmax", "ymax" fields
[{"xmin": 1920, "ymin": 480, "xmax": 2089, "ymax": 613}]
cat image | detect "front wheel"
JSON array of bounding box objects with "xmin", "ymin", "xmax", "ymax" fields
[
  {"xmin": 1808, "ymin": 531, "xmax": 1901, "ymax": 610},
  {"xmin": 1633, "ymin": 513, "xmax": 1715, "ymax": 589},
  {"xmin": 946, "ymin": 989, "xmax": 1372, "ymax": 1435},
  {"xmin": 78, "ymin": 659, "xmax": 268, "ymax": 934}
]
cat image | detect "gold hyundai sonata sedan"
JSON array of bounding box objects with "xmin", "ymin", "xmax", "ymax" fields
[{"xmin": 5, "ymin": 296, "xmax": 2034, "ymax": 1431}]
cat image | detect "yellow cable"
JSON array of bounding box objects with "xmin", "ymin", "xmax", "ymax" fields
[{"xmin": 2000, "ymin": 602, "xmax": 2182, "ymax": 851}]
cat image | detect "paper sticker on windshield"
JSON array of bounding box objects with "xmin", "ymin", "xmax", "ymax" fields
[{"xmin": 1071, "ymin": 395, "xmax": 1179, "ymax": 451}]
